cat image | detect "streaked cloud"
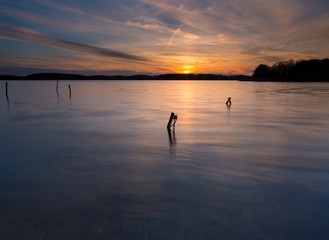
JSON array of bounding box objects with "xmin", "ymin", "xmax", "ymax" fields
[{"xmin": 0, "ymin": 25, "xmax": 149, "ymax": 62}]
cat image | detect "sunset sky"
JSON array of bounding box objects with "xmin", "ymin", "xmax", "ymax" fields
[{"xmin": 0, "ymin": 0, "xmax": 328, "ymax": 75}]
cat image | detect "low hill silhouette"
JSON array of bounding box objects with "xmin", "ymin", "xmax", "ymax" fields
[{"xmin": 0, "ymin": 73, "xmax": 250, "ymax": 81}]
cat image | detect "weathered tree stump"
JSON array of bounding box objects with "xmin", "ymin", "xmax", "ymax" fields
[{"xmin": 167, "ymin": 112, "xmax": 178, "ymax": 129}]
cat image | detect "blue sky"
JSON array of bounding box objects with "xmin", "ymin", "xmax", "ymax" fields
[{"xmin": 0, "ymin": 0, "xmax": 328, "ymax": 75}]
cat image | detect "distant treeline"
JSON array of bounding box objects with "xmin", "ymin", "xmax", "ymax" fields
[
  {"xmin": 252, "ymin": 58, "xmax": 329, "ymax": 81},
  {"xmin": 0, "ymin": 73, "xmax": 250, "ymax": 81},
  {"xmin": 2, "ymin": 58, "xmax": 328, "ymax": 81}
]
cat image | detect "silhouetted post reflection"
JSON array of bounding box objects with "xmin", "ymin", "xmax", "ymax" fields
[
  {"xmin": 167, "ymin": 128, "xmax": 176, "ymax": 146},
  {"xmin": 167, "ymin": 127, "xmax": 177, "ymax": 155}
]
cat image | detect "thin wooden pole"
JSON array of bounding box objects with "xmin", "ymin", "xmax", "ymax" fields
[
  {"xmin": 56, "ymin": 80, "xmax": 59, "ymax": 95},
  {"xmin": 5, "ymin": 82, "xmax": 9, "ymax": 101},
  {"xmin": 68, "ymin": 84, "xmax": 71, "ymax": 99}
]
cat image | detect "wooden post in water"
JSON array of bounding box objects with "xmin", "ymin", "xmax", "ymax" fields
[
  {"xmin": 5, "ymin": 82, "xmax": 9, "ymax": 101},
  {"xmin": 226, "ymin": 97, "xmax": 231, "ymax": 107},
  {"xmin": 167, "ymin": 112, "xmax": 177, "ymax": 129},
  {"xmin": 56, "ymin": 80, "xmax": 59, "ymax": 95},
  {"xmin": 68, "ymin": 84, "xmax": 71, "ymax": 99}
]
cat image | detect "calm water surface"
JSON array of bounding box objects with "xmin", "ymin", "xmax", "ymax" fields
[{"xmin": 1, "ymin": 80, "xmax": 329, "ymax": 239}]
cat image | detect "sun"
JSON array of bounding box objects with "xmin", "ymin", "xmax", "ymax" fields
[{"xmin": 179, "ymin": 65, "xmax": 195, "ymax": 74}]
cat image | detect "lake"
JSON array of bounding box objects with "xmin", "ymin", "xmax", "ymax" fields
[{"xmin": 1, "ymin": 80, "xmax": 329, "ymax": 240}]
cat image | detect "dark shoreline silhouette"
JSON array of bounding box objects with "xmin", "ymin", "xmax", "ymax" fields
[
  {"xmin": 0, "ymin": 73, "xmax": 250, "ymax": 81},
  {"xmin": 1, "ymin": 58, "xmax": 328, "ymax": 81}
]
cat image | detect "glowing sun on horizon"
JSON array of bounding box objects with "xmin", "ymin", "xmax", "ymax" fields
[{"xmin": 179, "ymin": 65, "xmax": 195, "ymax": 74}]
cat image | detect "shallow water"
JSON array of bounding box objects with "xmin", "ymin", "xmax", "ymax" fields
[{"xmin": 1, "ymin": 80, "xmax": 329, "ymax": 240}]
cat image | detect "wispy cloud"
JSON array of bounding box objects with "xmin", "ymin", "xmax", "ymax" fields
[
  {"xmin": 217, "ymin": 34, "xmax": 240, "ymax": 45},
  {"xmin": 0, "ymin": 25, "xmax": 149, "ymax": 62},
  {"xmin": 126, "ymin": 21, "xmax": 160, "ymax": 30}
]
